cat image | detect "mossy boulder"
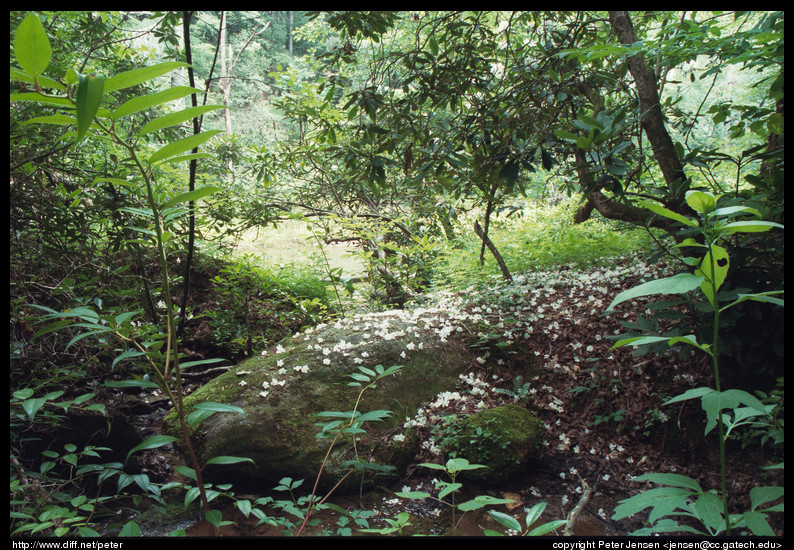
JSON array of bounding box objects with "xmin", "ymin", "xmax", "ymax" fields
[
  {"xmin": 439, "ymin": 403, "xmax": 543, "ymax": 484},
  {"xmin": 162, "ymin": 307, "xmax": 484, "ymax": 493}
]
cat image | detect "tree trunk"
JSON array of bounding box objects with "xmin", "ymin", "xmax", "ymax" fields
[
  {"xmin": 219, "ymin": 11, "xmax": 233, "ymax": 137},
  {"xmin": 286, "ymin": 11, "xmax": 294, "ymax": 55},
  {"xmin": 608, "ymin": 11, "xmax": 689, "ymax": 209},
  {"xmin": 474, "ymin": 220, "xmax": 512, "ymax": 282},
  {"xmin": 575, "ymin": 12, "xmax": 694, "ymax": 227}
]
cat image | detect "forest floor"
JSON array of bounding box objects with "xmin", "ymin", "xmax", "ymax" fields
[{"xmin": 128, "ymin": 258, "xmax": 783, "ymax": 537}]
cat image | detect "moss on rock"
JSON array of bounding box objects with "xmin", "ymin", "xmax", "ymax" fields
[{"xmin": 438, "ymin": 403, "xmax": 542, "ymax": 484}]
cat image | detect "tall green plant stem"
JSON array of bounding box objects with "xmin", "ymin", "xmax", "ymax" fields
[
  {"xmin": 704, "ymin": 224, "xmax": 729, "ymax": 535},
  {"xmin": 98, "ymin": 119, "xmax": 212, "ymax": 518}
]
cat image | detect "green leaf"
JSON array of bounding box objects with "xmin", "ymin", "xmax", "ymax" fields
[
  {"xmin": 694, "ymin": 492, "xmax": 725, "ymax": 532},
  {"xmin": 112, "ymin": 86, "xmax": 202, "ymax": 120},
  {"xmin": 137, "ymin": 105, "xmax": 227, "ymax": 136},
  {"xmin": 640, "ymin": 200, "xmax": 698, "ymax": 227},
  {"xmin": 488, "ymin": 510, "xmax": 522, "ymax": 532},
  {"xmin": 528, "ymin": 520, "xmax": 569, "ymax": 536},
  {"xmin": 633, "ymin": 473, "xmax": 703, "ymax": 491},
  {"xmin": 21, "ymin": 114, "xmax": 78, "ymax": 126},
  {"xmin": 21, "ymin": 397, "xmax": 47, "ymax": 421},
  {"xmin": 740, "ymin": 511, "xmax": 776, "ymax": 536},
  {"xmin": 105, "ymin": 379, "xmax": 160, "ymax": 390},
  {"xmin": 719, "ymin": 220, "xmax": 784, "ymax": 234},
  {"xmin": 126, "ymin": 435, "xmax": 179, "ymax": 462},
  {"xmin": 438, "ymin": 482, "xmax": 462, "ymax": 500},
  {"xmin": 720, "ymin": 291, "xmax": 784, "ymax": 313},
  {"xmin": 458, "ymin": 495, "xmax": 515, "ymax": 512},
  {"xmin": 75, "ymin": 73, "xmax": 105, "ymax": 142},
  {"xmin": 236, "ymin": 499, "xmax": 252, "ymax": 517},
  {"xmin": 13, "ymin": 388, "xmax": 35, "ymax": 400},
  {"xmin": 685, "ymin": 190, "xmax": 717, "ymax": 214},
  {"xmin": 104, "ymin": 62, "xmax": 189, "ymax": 94},
  {"xmin": 749, "ymin": 486, "xmax": 784, "ymax": 511},
  {"xmin": 13, "ymin": 13, "xmax": 52, "ymax": 80},
  {"xmin": 204, "ymin": 456, "xmax": 256, "ymax": 466},
  {"xmin": 696, "ymin": 245, "xmax": 730, "ymax": 307},
  {"xmin": 446, "ymin": 457, "xmax": 486, "ymax": 473},
  {"xmin": 606, "ymin": 273, "xmax": 704, "ymax": 313},
  {"xmin": 148, "ymin": 130, "xmax": 222, "ymax": 165},
  {"xmin": 395, "ymin": 491, "xmax": 432, "ymax": 499},
  {"xmin": 162, "ymin": 185, "xmax": 221, "ymax": 209},
  {"xmin": 192, "ymin": 402, "xmax": 245, "ymax": 415},
  {"xmin": 118, "ymin": 521, "xmax": 142, "ymax": 537}
]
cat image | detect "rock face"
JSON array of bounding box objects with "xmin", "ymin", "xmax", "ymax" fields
[{"xmin": 163, "ymin": 307, "xmax": 488, "ymax": 492}]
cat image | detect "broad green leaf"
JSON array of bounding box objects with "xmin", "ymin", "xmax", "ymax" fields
[
  {"xmin": 685, "ymin": 190, "xmax": 717, "ymax": 214},
  {"xmin": 148, "ymin": 130, "xmax": 221, "ymax": 165},
  {"xmin": 187, "ymin": 409, "xmax": 215, "ymax": 426},
  {"xmin": 632, "ymin": 473, "xmax": 703, "ymax": 491},
  {"xmin": 612, "ymin": 486, "xmax": 694, "ymax": 521},
  {"xmin": 612, "ymin": 336, "xmax": 673, "ymax": 349},
  {"xmin": 640, "ymin": 200, "xmax": 698, "ymax": 227},
  {"xmin": 719, "ymin": 220, "xmax": 784, "ymax": 234},
  {"xmin": 20, "ymin": 115, "xmax": 77, "ymax": 127},
  {"xmin": 13, "ymin": 388, "xmax": 35, "ymax": 400},
  {"xmin": 236, "ymin": 499, "xmax": 252, "ymax": 518},
  {"xmin": 112, "ymin": 86, "xmax": 202, "ymax": 120},
  {"xmin": 487, "ymin": 510, "xmax": 522, "ymax": 532},
  {"xmin": 438, "ymin": 482, "xmax": 462, "ymax": 500},
  {"xmin": 104, "ymin": 62, "xmax": 189, "ymax": 94},
  {"xmin": 10, "ymin": 91, "xmax": 72, "ymax": 107},
  {"xmin": 446, "ymin": 457, "xmax": 486, "ymax": 472},
  {"xmin": 606, "ymin": 273, "xmax": 704, "ymax": 313},
  {"xmin": 126, "ymin": 435, "xmax": 178, "ymax": 461},
  {"xmin": 175, "ymin": 465, "xmax": 197, "ymax": 481},
  {"xmin": 740, "ymin": 511, "xmax": 776, "ymax": 536},
  {"xmin": 162, "ymin": 185, "xmax": 221, "ymax": 209},
  {"xmin": 137, "ymin": 105, "xmax": 227, "ymax": 136},
  {"xmin": 11, "ymin": 67, "xmax": 65, "ymax": 92},
  {"xmin": 204, "ymin": 509, "xmax": 223, "ymax": 528},
  {"xmin": 75, "ymin": 73, "xmax": 105, "ymax": 142},
  {"xmin": 528, "ymin": 520, "xmax": 568, "ymax": 536},
  {"xmin": 204, "ymin": 456, "xmax": 256, "ymax": 466},
  {"xmin": 694, "ymin": 492, "xmax": 724, "ymax": 532},
  {"xmin": 22, "ymin": 397, "xmax": 47, "ymax": 420},
  {"xmin": 192, "ymin": 401, "xmax": 245, "ymax": 415},
  {"xmin": 713, "ymin": 205, "xmax": 762, "ymax": 218},
  {"xmin": 105, "ymin": 379, "xmax": 160, "ymax": 390},
  {"xmin": 749, "ymin": 486, "xmax": 784, "ymax": 510},
  {"xmin": 13, "ymin": 13, "xmax": 52, "ymax": 80},
  {"xmin": 720, "ymin": 291, "xmax": 784, "ymax": 313},
  {"xmin": 118, "ymin": 521, "xmax": 142, "ymax": 537},
  {"xmin": 417, "ymin": 462, "xmax": 448, "ymax": 471},
  {"xmin": 665, "ymin": 387, "xmax": 714, "ymax": 406},
  {"xmin": 458, "ymin": 495, "xmax": 514, "ymax": 512},
  {"xmin": 696, "ymin": 245, "xmax": 729, "ymax": 307},
  {"xmin": 394, "ymin": 491, "xmax": 432, "ymax": 499}
]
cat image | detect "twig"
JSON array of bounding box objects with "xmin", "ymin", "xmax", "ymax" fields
[{"xmin": 563, "ymin": 477, "xmax": 594, "ymax": 536}]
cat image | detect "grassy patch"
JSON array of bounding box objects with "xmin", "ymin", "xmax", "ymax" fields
[{"xmin": 434, "ymin": 199, "xmax": 655, "ymax": 289}]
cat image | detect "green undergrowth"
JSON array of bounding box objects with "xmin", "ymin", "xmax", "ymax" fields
[{"xmin": 434, "ymin": 199, "xmax": 655, "ymax": 290}]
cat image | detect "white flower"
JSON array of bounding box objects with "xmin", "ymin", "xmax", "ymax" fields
[
  {"xmin": 323, "ymin": 358, "xmax": 331, "ymax": 365},
  {"xmin": 276, "ymin": 345, "xmax": 286, "ymax": 354},
  {"xmin": 277, "ymin": 359, "xmax": 284, "ymax": 367}
]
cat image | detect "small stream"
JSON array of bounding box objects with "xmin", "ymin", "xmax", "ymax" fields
[{"xmin": 110, "ymin": 467, "xmax": 612, "ymax": 537}]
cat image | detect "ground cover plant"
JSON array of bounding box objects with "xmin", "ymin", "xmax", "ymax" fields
[{"xmin": 11, "ymin": 10, "xmax": 782, "ymax": 538}]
